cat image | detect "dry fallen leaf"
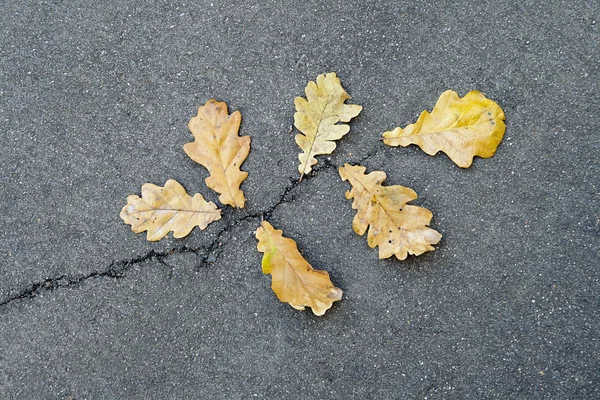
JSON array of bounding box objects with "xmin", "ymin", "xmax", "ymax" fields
[
  {"xmin": 382, "ymin": 90, "xmax": 505, "ymax": 168},
  {"xmin": 295, "ymin": 72, "xmax": 362, "ymax": 180},
  {"xmin": 184, "ymin": 99, "xmax": 251, "ymax": 208},
  {"xmin": 255, "ymin": 220, "xmax": 343, "ymax": 316},
  {"xmin": 120, "ymin": 179, "xmax": 221, "ymax": 241},
  {"xmin": 339, "ymin": 164, "xmax": 442, "ymax": 260}
]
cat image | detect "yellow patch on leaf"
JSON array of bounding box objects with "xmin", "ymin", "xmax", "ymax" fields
[
  {"xmin": 295, "ymin": 72, "xmax": 362, "ymax": 179},
  {"xmin": 339, "ymin": 164, "xmax": 442, "ymax": 260},
  {"xmin": 255, "ymin": 220, "xmax": 343, "ymax": 316},
  {"xmin": 184, "ymin": 99, "xmax": 251, "ymax": 208},
  {"xmin": 382, "ymin": 90, "xmax": 505, "ymax": 168},
  {"xmin": 120, "ymin": 179, "xmax": 221, "ymax": 241}
]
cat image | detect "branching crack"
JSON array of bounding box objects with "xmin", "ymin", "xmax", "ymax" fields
[{"xmin": 0, "ymin": 148, "xmax": 384, "ymax": 307}]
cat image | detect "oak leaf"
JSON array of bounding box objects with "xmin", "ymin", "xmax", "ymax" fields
[
  {"xmin": 255, "ymin": 220, "xmax": 343, "ymax": 316},
  {"xmin": 382, "ymin": 90, "xmax": 505, "ymax": 168},
  {"xmin": 120, "ymin": 179, "xmax": 221, "ymax": 241},
  {"xmin": 184, "ymin": 99, "xmax": 251, "ymax": 208},
  {"xmin": 339, "ymin": 164, "xmax": 442, "ymax": 260},
  {"xmin": 295, "ymin": 72, "xmax": 362, "ymax": 179}
]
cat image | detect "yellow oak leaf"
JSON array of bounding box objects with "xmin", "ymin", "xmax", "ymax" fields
[
  {"xmin": 255, "ymin": 220, "xmax": 343, "ymax": 316},
  {"xmin": 120, "ymin": 179, "xmax": 221, "ymax": 241},
  {"xmin": 339, "ymin": 164, "xmax": 442, "ymax": 260},
  {"xmin": 295, "ymin": 72, "xmax": 362, "ymax": 179},
  {"xmin": 184, "ymin": 99, "xmax": 251, "ymax": 208},
  {"xmin": 382, "ymin": 90, "xmax": 505, "ymax": 168}
]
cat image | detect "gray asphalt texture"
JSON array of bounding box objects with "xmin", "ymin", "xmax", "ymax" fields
[{"xmin": 1, "ymin": 0, "xmax": 598, "ymax": 399}]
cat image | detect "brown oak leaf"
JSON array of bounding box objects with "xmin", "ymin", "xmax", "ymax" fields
[
  {"xmin": 295, "ymin": 72, "xmax": 362, "ymax": 180},
  {"xmin": 383, "ymin": 90, "xmax": 505, "ymax": 168},
  {"xmin": 120, "ymin": 179, "xmax": 221, "ymax": 241},
  {"xmin": 255, "ymin": 220, "xmax": 343, "ymax": 316},
  {"xmin": 184, "ymin": 99, "xmax": 251, "ymax": 207},
  {"xmin": 339, "ymin": 164, "xmax": 442, "ymax": 260}
]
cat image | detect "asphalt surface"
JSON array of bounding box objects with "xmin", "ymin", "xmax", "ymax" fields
[{"xmin": 1, "ymin": 0, "xmax": 598, "ymax": 399}]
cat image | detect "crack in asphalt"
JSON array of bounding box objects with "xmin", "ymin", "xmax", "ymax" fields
[
  {"xmin": 0, "ymin": 250, "xmax": 174, "ymax": 307},
  {"xmin": 0, "ymin": 151, "xmax": 379, "ymax": 307}
]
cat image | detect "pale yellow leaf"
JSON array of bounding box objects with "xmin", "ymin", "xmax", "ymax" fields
[
  {"xmin": 295, "ymin": 72, "xmax": 362, "ymax": 179},
  {"xmin": 382, "ymin": 90, "xmax": 505, "ymax": 168},
  {"xmin": 184, "ymin": 99, "xmax": 251, "ymax": 208},
  {"xmin": 339, "ymin": 164, "xmax": 442, "ymax": 260},
  {"xmin": 120, "ymin": 179, "xmax": 221, "ymax": 241},
  {"xmin": 255, "ymin": 220, "xmax": 343, "ymax": 316}
]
